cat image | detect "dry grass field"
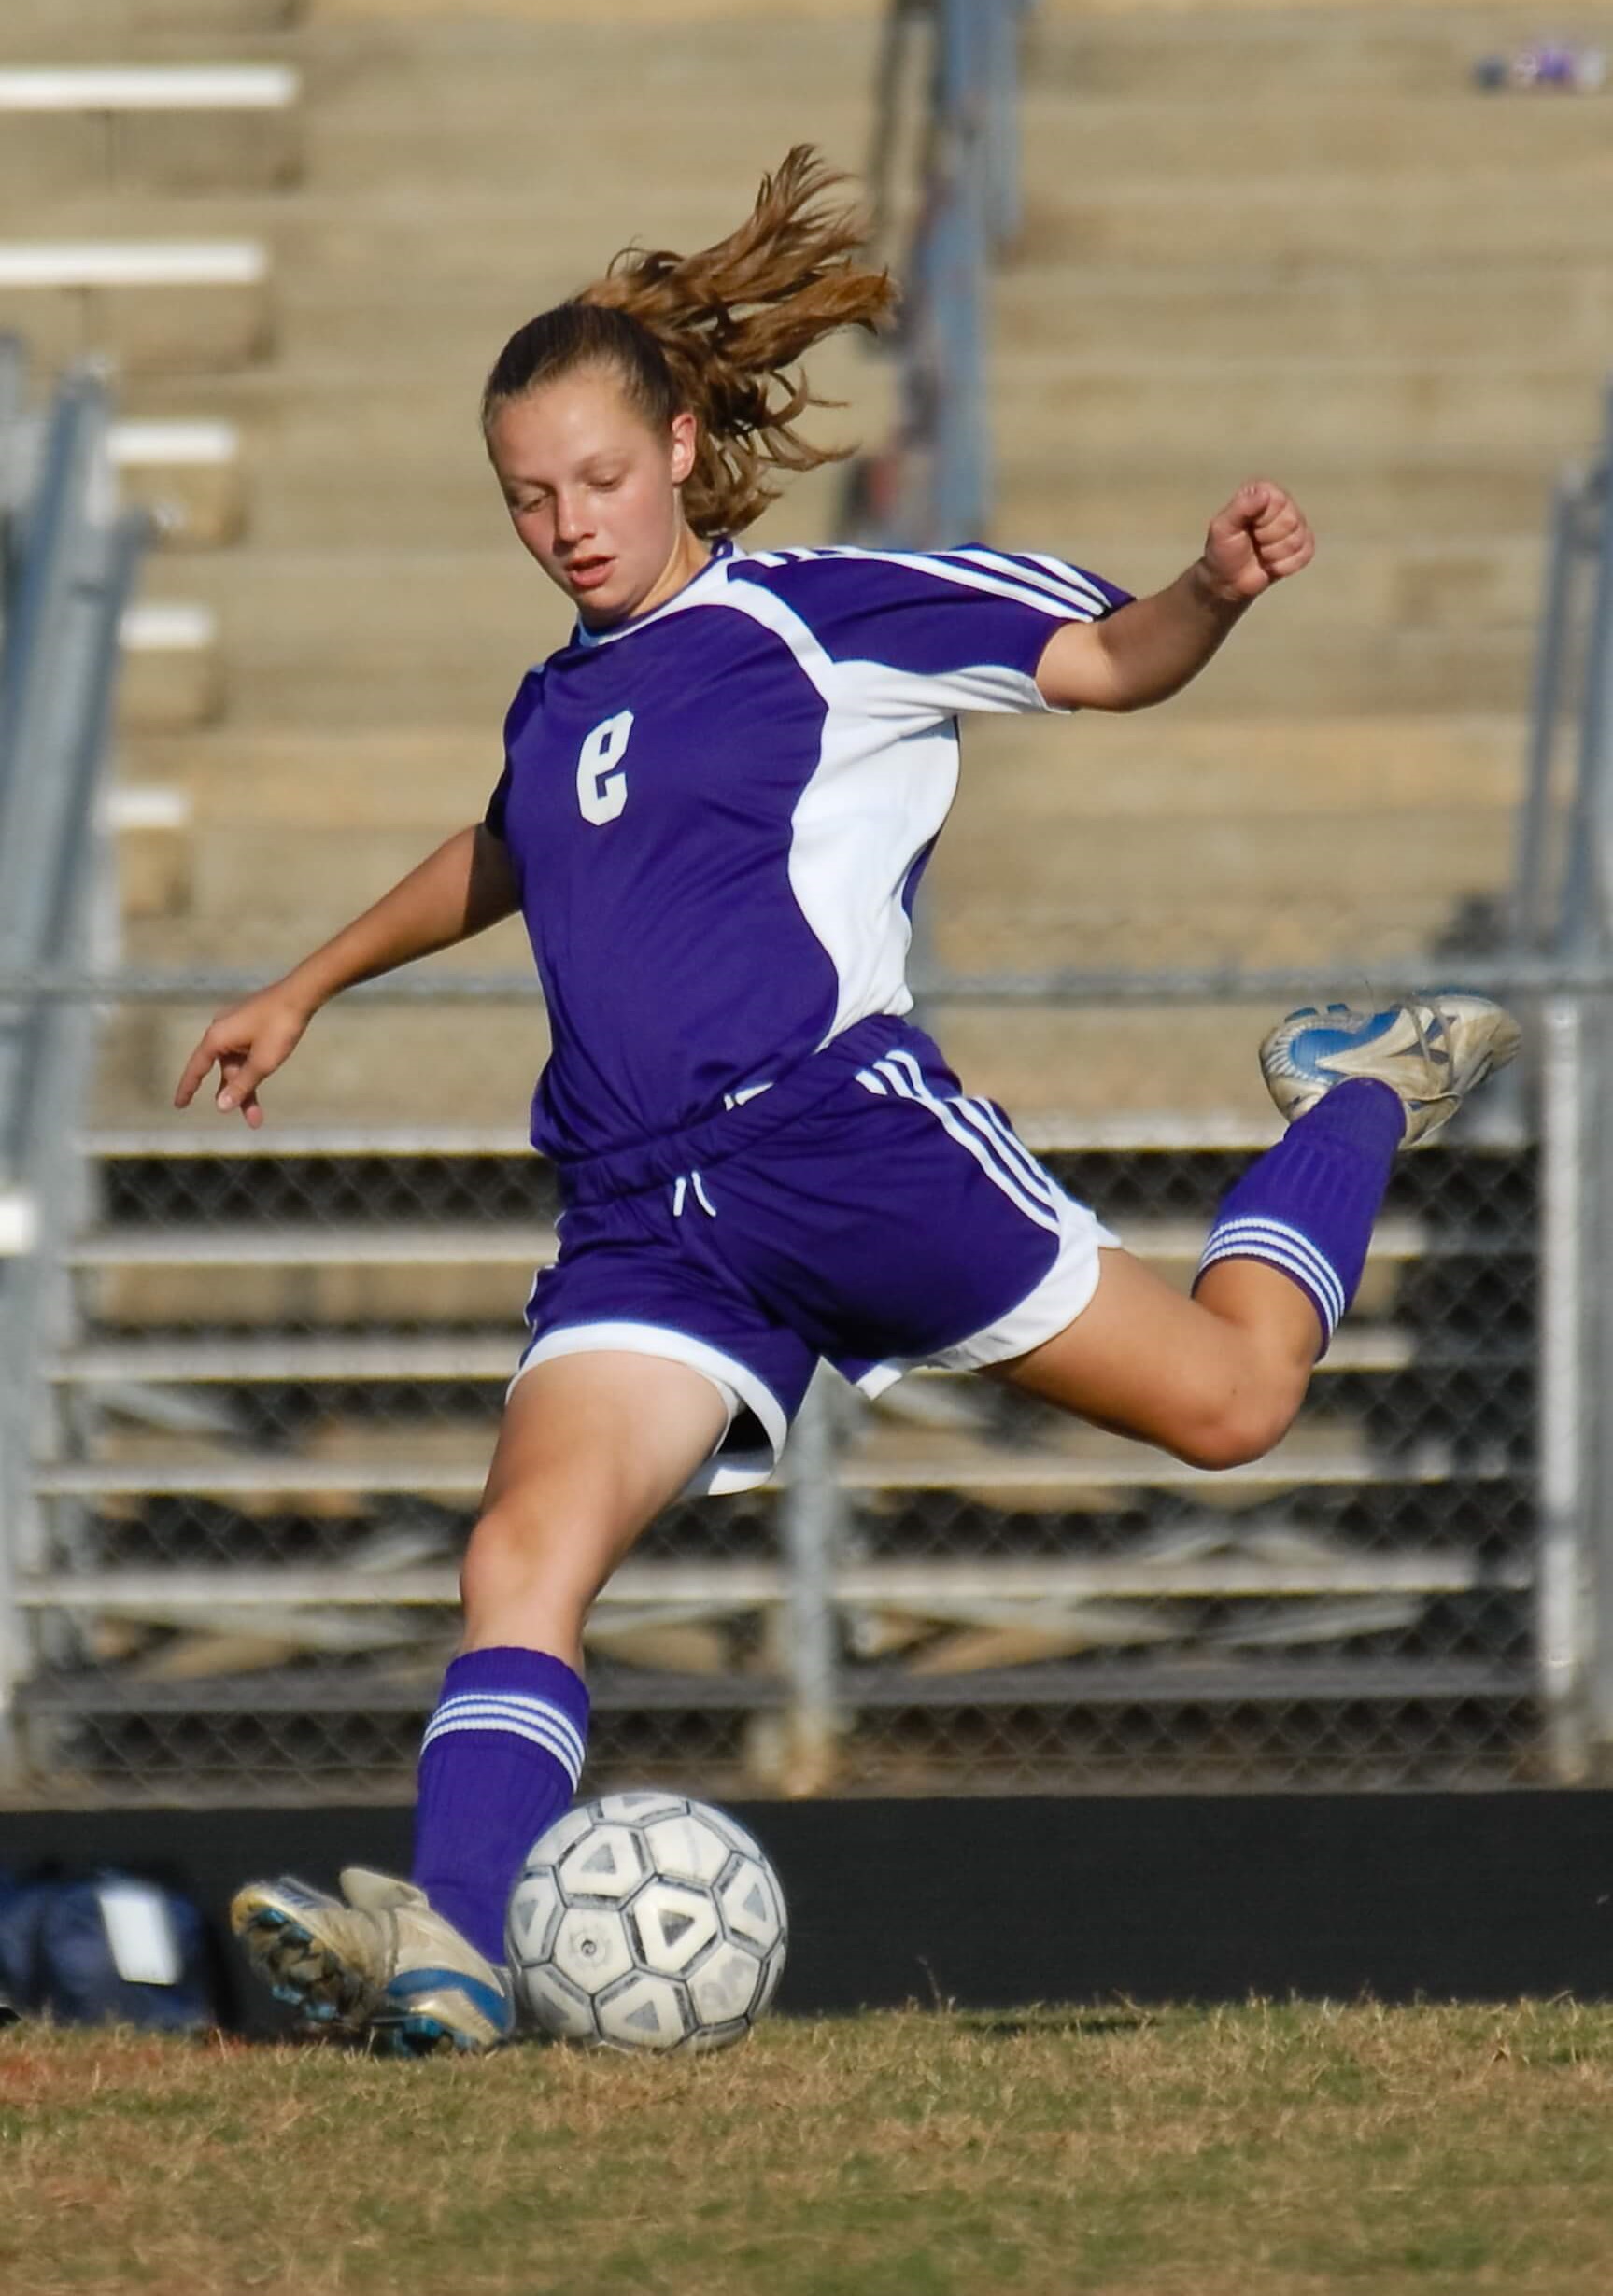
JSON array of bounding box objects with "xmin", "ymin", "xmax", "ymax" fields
[{"xmin": 7, "ymin": 2002, "xmax": 1613, "ymax": 2293}]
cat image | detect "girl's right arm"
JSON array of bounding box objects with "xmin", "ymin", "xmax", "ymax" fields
[{"xmin": 173, "ymin": 822, "xmax": 519, "ymax": 1128}]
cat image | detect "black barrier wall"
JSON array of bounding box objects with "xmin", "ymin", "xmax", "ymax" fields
[{"xmin": 5, "ymin": 1796, "xmax": 1613, "ymax": 2035}]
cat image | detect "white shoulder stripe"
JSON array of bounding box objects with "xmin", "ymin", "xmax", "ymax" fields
[
  {"xmin": 836, "ymin": 544, "xmax": 1100, "ymax": 623},
  {"xmin": 739, "ymin": 542, "xmax": 1110, "ymax": 626},
  {"xmin": 1019, "ymin": 550, "xmax": 1120, "ymax": 609},
  {"xmin": 943, "ymin": 548, "xmax": 1112, "ymax": 619}
]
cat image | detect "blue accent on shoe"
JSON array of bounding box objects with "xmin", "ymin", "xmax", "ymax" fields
[
  {"xmin": 372, "ymin": 2010, "xmax": 502, "ymax": 2059},
  {"xmin": 1289, "ymin": 1011, "xmax": 1399, "ymax": 1068},
  {"xmin": 384, "ymin": 1965, "xmax": 513, "ymax": 2034}
]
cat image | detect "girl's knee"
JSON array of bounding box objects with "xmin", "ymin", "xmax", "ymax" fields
[
  {"xmin": 1168, "ymin": 1370, "xmax": 1306, "ymax": 1472},
  {"xmin": 460, "ymin": 1500, "xmax": 599, "ymax": 1639}
]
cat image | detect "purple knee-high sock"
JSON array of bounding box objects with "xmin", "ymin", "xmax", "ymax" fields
[
  {"xmin": 1194, "ymin": 1079, "xmax": 1406, "ymax": 1352},
  {"xmin": 412, "ymin": 1645, "xmax": 589, "ymax": 1965}
]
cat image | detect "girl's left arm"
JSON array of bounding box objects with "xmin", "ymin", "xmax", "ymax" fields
[{"xmin": 1035, "ymin": 479, "xmax": 1314, "ymax": 713}]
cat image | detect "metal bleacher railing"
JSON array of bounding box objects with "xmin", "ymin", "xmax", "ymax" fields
[
  {"xmin": 0, "ymin": 339, "xmax": 151, "ymax": 1779},
  {"xmin": 862, "ymin": 0, "xmax": 1029, "ymax": 550},
  {"xmin": 1, "ymin": 3, "xmax": 1611, "ymax": 1803}
]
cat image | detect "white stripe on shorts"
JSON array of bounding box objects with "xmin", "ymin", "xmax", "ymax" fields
[
  {"xmin": 956, "ymin": 1092, "xmax": 1063, "ymax": 1210},
  {"xmin": 881, "ymin": 1049, "xmax": 1062, "ymax": 1226},
  {"xmin": 867, "ymin": 1050, "xmax": 1062, "ymax": 1234}
]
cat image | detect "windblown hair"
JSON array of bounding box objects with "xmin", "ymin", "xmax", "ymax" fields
[{"xmin": 481, "ymin": 146, "xmax": 897, "ymax": 537}]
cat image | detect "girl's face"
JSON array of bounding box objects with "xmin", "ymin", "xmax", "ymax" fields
[{"xmin": 487, "ymin": 371, "xmax": 701, "ymax": 627}]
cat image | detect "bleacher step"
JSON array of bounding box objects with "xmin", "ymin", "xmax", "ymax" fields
[
  {"xmin": 4, "ymin": 0, "xmax": 300, "ymax": 36},
  {"xmin": 62, "ymin": 1212, "xmax": 1502, "ymax": 1272},
  {"xmin": 112, "ymin": 420, "xmax": 245, "ymax": 550},
  {"xmin": 32, "ymin": 1416, "xmax": 1512, "ymax": 1502},
  {"xmin": 13, "ymin": 1654, "xmax": 1530, "ymax": 1721},
  {"xmin": 0, "ymin": 67, "xmax": 302, "ymax": 198},
  {"xmin": 1029, "ymin": 11, "xmax": 1585, "ymax": 101},
  {"xmin": 997, "ymin": 455, "xmax": 1580, "ymax": 549},
  {"xmin": 997, "ymin": 261, "xmax": 1613, "ymax": 368},
  {"xmin": 47, "ymin": 1321, "xmax": 1527, "ymax": 1386},
  {"xmin": 14, "ymin": 1546, "xmax": 1535, "ymax": 1617},
  {"xmin": 117, "ymin": 599, "xmax": 222, "ymax": 732},
  {"xmin": 0, "ymin": 240, "xmax": 271, "ymax": 373},
  {"xmin": 994, "ymin": 359, "xmax": 1598, "ymax": 459}
]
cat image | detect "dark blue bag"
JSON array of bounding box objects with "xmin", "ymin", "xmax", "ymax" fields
[{"xmin": 0, "ymin": 1868, "xmax": 215, "ymax": 2030}]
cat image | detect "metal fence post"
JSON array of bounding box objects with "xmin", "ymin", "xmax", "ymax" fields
[
  {"xmin": 983, "ymin": 0, "xmax": 1026, "ymax": 247},
  {"xmin": 1514, "ymin": 472, "xmax": 1586, "ymax": 950},
  {"xmin": 1579, "ymin": 386, "xmax": 1613, "ymax": 952},
  {"xmin": 1589, "ymin": 998, "xmax": 1613, "ymax": 1768},
  {"xmin": 1538, "ymin": 997, "xmax": 1592, "ymax": 1777},
  {"xmin": 930, "ymin": 0, "xmax": 990, "ymax": 544},
  {"xmin": 778, "ymin": 1367, "xmax": 846, "ymax": 1794},
  {"xmin": 0, "ymin": 334, "xmax": 27, "ymax": 550}
]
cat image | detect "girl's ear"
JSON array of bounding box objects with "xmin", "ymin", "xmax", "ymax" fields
[{"xmin": 669, "ymin": 410, "xmax": 699, "ymax": 486}]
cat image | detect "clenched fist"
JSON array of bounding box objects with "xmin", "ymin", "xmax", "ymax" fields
[{"xmin": 1200, "ymin": 480, "xmax": 1315, "ymax": 604}]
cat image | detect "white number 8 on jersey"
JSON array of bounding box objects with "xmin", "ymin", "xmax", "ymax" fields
[{"xmin": 576, "ymin": 709, "xmax": 634, "ymax": 826}]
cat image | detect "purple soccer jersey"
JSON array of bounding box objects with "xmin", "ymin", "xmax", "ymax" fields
[{"xmin": 485, "ymin": 542, "xmax": 1130, "ymax": 1166}]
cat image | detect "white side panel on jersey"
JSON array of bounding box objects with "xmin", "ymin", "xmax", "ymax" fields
[
  {"xmin": 788, "ymin": 694, "xmax": 957, "ymax": 1041},
  {"xmin": 705, "ymin": 583, "xmax": 945, "ymax": 1042},
  {"xmin": 710, "ymin": 577, "xmax": 1070, "ymax": 1046}
]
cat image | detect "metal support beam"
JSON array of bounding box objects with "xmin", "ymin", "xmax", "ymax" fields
[
  {"xmin": 1538, "ymin": 999, "xmax": 1591, "ymax": 1777},
  {"xmin": 777, "ymin": 1371, "xmax": 846, "ymax": 1792},
  {"xmin": 0, "ymin": 357, "xmax": 151, "ymax": 1785}
]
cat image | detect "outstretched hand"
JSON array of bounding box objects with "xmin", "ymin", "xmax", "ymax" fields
[
  {"xmin": 1200, "ymin": 480, "xmax": 1315, "ymax": 604},
  {"xmin": 173, "ymin": 989, "xmax": 312, "ymax": 1128}
]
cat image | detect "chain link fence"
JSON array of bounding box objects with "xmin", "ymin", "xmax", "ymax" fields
[{"xmin": 0, "ymin": 965, "xmax": 1562, "ymax": 1806}]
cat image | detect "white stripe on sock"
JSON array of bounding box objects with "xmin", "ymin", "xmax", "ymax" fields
[
  {"xmin": 430, "ymin": 1698, "xmax": 587, "ymax": 1763},
  {"xmin": 1197, "ymin": 1224, "xmax": 1346, "ymax": 1334},
  {"xmin": 1200, "ymin": 1218, "xmax": 1349, "ymax": 1328},
  {"xmin": 1198, "ymin": 1233, "xmax": 1347, "ymax": 1331},
  {"xmin": 427, "ymin": 1693, "xmax": 587, "ymax": 1768},
  {"xmin": 421, "ymin": 1711, "xmax": 585, "ymax": 1786},
  {"xmin": 1198, "ymin": 1241, "xmax": 1342, "ymax": 1335},
  {"xmin": 424, "ymin": 1694, "xmax": 587, "ymax": 1775}
]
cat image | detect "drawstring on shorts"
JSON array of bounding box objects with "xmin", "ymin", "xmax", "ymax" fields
[{"xmin": 671, "ymin": 1170, "xmax": 718, "ymax": 1218}]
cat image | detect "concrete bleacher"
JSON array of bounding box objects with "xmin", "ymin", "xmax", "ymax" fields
[
  {"xmin": 110, "ymin": 417, "xmax": 246, "ymax": 547},
  {"xmin": 935, "ymin": 0, "xmax": 1610, "ymax": 1050},
  {"xmin": 0, "ymin": 241, "xmax": 272, "ymax": 371},
  {"xmin": 5, "ymin": 0, "xmax": 1584, "ymax": 1122},
  {"xmin": 2, "ymin": 0, "xmax": 1572, "ymax": 1784},
  {"xmin": 0, "ymin": 66, "xmax": 301, "ymax": 193}
]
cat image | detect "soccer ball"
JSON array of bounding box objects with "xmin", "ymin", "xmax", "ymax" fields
[{"xmin": 505, "ymin": 1790, "xmax": 787, "ymax": 2052}]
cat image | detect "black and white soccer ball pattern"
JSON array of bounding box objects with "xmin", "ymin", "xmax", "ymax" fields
[{"xmin": 506, "ymin": 1791, "xmax": 787, "ymax": 2052}]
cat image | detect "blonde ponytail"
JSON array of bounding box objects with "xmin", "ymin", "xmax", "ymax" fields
[{"xmin": 483, "ymin": 147, "xmax": 896, "ymax": 536}]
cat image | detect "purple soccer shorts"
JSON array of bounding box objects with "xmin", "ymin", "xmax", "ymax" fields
[{"xmin": 512, "ymin": 1016, "xmax": 1119, "ymax": 1493}]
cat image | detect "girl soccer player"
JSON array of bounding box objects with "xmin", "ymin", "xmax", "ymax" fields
[{"xmin": 177, "ymin": 149, "xmax": 1519, "ymax": 2052}]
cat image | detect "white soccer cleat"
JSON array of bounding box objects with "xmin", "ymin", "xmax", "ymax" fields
[
  {"xmin": 230, "ymin": 1872, "xmax": 383, "ymax": 2035},
  {"xmin": 231, "ymin": 1867, "xmax": 515, "ymax": 2056},
  {"xmin": 1260, "ymin": 993, "xmax": 1521, "ymax": 1149}
]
